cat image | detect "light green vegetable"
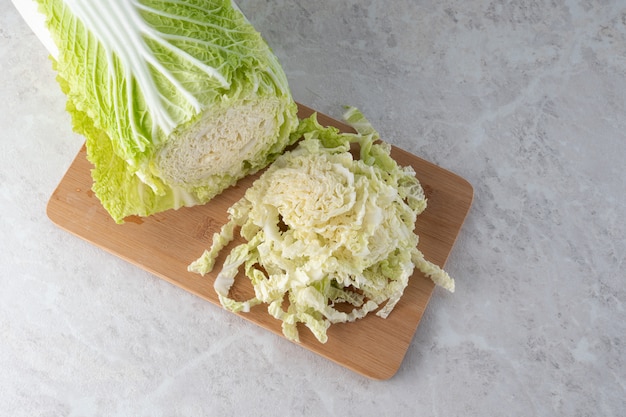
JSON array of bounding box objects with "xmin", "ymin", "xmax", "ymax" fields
[
  {"xmin": 36, "ymin": 0, "xmax": 298, "ymax": 222},
  {"xmin": 189, "ymin": 108, "xmax": 455, "ymax": 343}
]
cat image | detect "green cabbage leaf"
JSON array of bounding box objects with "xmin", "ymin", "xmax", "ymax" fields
[
  {"xmin": 189, "ymin": 108, "xmax": 455, "ymax": 343},
  {"xmin": 36, "ymin": 0, "xmax": 298, "ymax": 222}
]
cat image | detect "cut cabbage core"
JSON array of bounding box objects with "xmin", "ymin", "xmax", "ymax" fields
[{"xmin": 156, "ymin": 97, "xmax": 283, "ymax": 186}]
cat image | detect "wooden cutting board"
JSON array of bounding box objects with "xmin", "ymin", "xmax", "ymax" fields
[{"xmin": 47, "ymin": 103, "xmax": 473, "ymax": 380}]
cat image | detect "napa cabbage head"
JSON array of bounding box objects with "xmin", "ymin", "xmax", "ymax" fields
[
  {"xmin": 36, "ymin": 0, "xmax": 298, "ymax": 222},
  {"xmin": 189, "ymin": 108, "xmax": 455, "ymax": 344}
]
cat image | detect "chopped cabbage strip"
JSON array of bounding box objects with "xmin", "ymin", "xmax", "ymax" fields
[{"xmin": 189, "ymin": 108, "xmax": 455, "ymax": 343}]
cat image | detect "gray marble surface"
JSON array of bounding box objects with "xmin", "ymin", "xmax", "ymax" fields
[{"xmin": 1, "ymin": 0, "xmax": 624, "ymax": 416}]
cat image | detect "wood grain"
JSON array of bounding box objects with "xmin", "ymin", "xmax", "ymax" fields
[{"xmin": 46, "ymin": 103, "xmax": 473, "ymax": 380}]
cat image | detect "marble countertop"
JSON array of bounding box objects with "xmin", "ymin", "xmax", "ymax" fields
[{"xmin": 1, "ymin": 1, "xmax": 624, "ymax": 416}]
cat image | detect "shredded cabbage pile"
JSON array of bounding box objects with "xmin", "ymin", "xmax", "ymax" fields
[{"xmin": 189, "ymin": 108, "xmax": 454, "ymax": 343}]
